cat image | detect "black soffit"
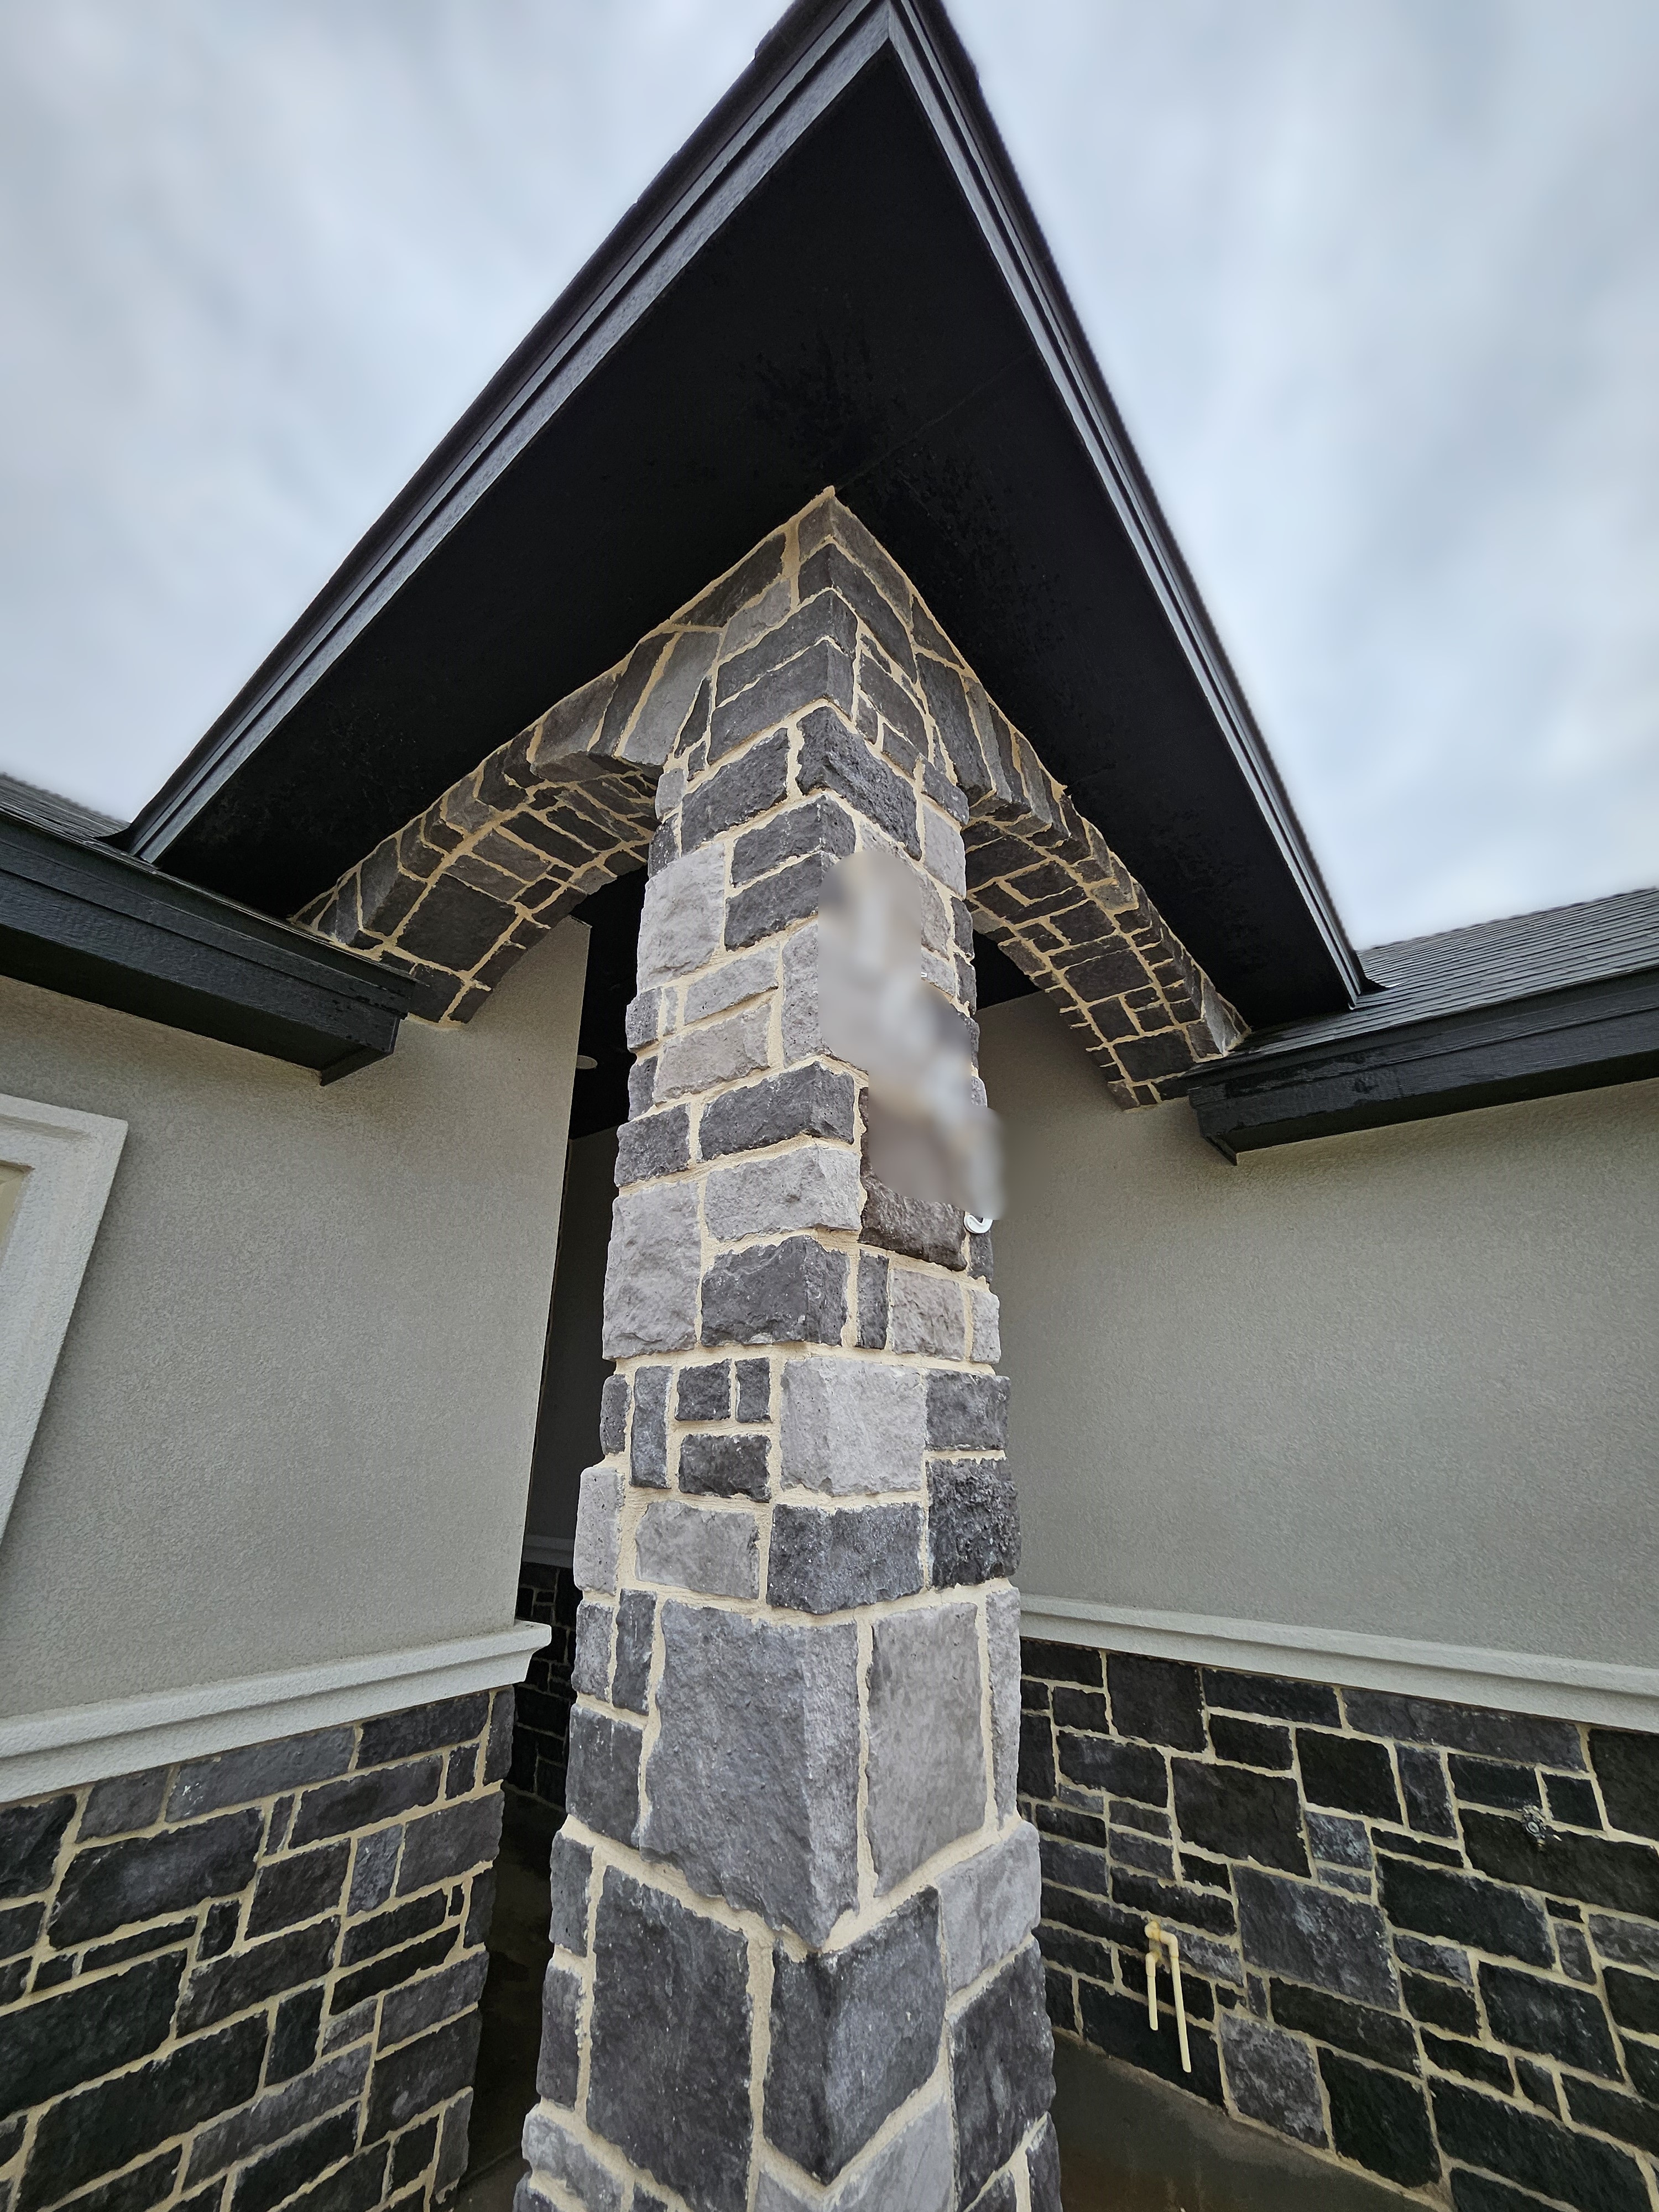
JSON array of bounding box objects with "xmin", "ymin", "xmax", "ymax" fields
[{"xmin": 123, "ymin": 0, "xmax": 1361, "ymax": 1028}]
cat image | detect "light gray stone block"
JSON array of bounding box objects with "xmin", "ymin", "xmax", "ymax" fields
[
  {"xmin": 635, "ymin": 1500, "xmax": 759, "ymax": 1599},
  {"xmin": 969, "ymin": 1285, "xmax": 1000, "ymax": 1364},
  {"xmin": 602, "ymin": 1183, "xmax": 700, "ymax": 1358},
  {"xmin": 705, "ymin": 1145, "xmax": 863, "ymax": 1241},
  {"xmin": 867, "ymin": 1604, "xmax": 985, "ymax": 1888},
  {"xmin": 573, "ymin": 1466, "xmax": 622, "ymax": 1594},
  {"xmin": 921, "ymin": 805, "xmax": 967, "ymax": 896},
  {"xmin": 887, "ymin": 1267, "xmax": 966, "ymax": 1359},
  {"xmin": 816, "ymin": 2092, "xmax": 953, "ymax": 2212},
  {"xmin": 937, "ymin": 1822, "xmax": 1041, "ymax": 1993},
  {"xmin": 780, "ymin": 1357, "xmax": 926, "ymax": 1495},
  {"xmin": 636, "ymin": 839, "xmax": 726, "ymax": 989},
  {"xmin": 685, "ymin": 945, "xmax": 778, "ymax": 1024},
  {"xmin": 642, "ymin": 1603, "xmax": 860, "ymax": 1944},
  {"xmin": 985, "ymin": 1586, "xmax": 1022, "ymax": 1816},
  {"xmin": 654, "ymin": 1001, "xmax": 772, "ymax": 1100},
  {"xmin": 572, "ymin": 1600, "xmax": 613, "ymax": 1695},
  {"xmin": 522, "ymin": 2106, "xmax": 624, "ymax": 2212},
  {"xmin": 780, "ymin": 925, "xmax": 822, "ymax": 1061}
]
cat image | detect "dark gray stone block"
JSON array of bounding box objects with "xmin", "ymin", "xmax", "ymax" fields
[
  {"xmin": 714, "ymin": 590, "xmax": 857, "ymax": 709},
  {"xmin": 184, "ymin": 2053, "xmax": 376, "ymax": 2194},
  {"xmin": 1218, "ymin": 2011, "xmax": 1326, "ymax": 2145},
  {"xmin": 180, "ymin": 1918, "xmax": 340, "ymax": 2033},
  {"xmin": 1306, "ymin": 1809, "xmax": 1370, "ymax": 1866},
  {"xmin": 587, "ymin": 1870, "xmax": 753, "ymax": 2212},
  {"xmin": 565, "ymin": 1709, "xmax": 643, "ymax": 1846},
  {"xmin": 19, "ymin": 2016, "xmax": 267, "ymax": 2210},
  {"xmin": 1342, "ymin": 1692, "xmax": 1582, "ymax": 1770},
  {"xmin": 379, "ymin": 1949, "xmax": 490, "ymax": 2053},
  {"xmin": 765, "ymin": 1890, "xmax": 945, "ymax": 2182},
  {"xmin": 709, "ymin": 637, "xmax": 855, "ymax": 759},
  {"xmin": 267, "ymin": 1986, "xmax": 325, "ymax": 2083},
  {"xmin": 731, "ymin": 795, "xmax": 855, "ymax": 888},
  {"xmin": 855, "ymin": 1250, "xmax": 889, "ymax": 1350},
  {"xmin": 341, "ymin": 1890, "xmax": 446, "ymax": 1969},
  {"xmin": 0, "ymin": 1949, "xmax": 184, "ymax": 2112},
  {"xmin": 682, "ymin": 728, "xmax": 790, "ymax": 850},
  {"xmin": 0, "ymin": 1898, "xmax": 43, "ymax": 1959},
  {"xmin": 348, "ymin": 1827, "xmax": 401, "ymax": 1914},
  {"xmin": 726, "ymin": 852, "xmax": 830, "ymax": 950},
  {"xmin": 949, "ymin": 1942, "xmax": 1055, "ymax": 2207},
  {"xmin": 629, "ymin": 1364, "xmax": 671, "ymax": 1489},
  {"xmin": 1268, "ymin": 1979, "xmax": 1418, "ymax": 2072},
  {"xmin": 248, "ymin": 1841, "xmax": 350, "ymax": 1937},
  {"xmin": 1376, "ymin": 1853, "xmax": 1554, "ymax": 1965},
  {"xmin": 797, "ymin": 705, "xmax": 918, "ymax": 855},
  {"xmin": 33, "ymin": 2148, "xmax": 181, "ymax": 2212},
  {"xmin": 536, "ymin": 1960, "xmax": 583, "ymax": 2106},
  {"xmin": 1296, "ymin": 1730, "xmax": 1402, "ymax": 1822},
  {"xmin": 800, "ymin": 541, "xmax": 914, "ymax": 672},
  {"xmin": 1590, "ymin": 1728, "xmax": 1659, "ymax": 1840},
  {"xmin": 675, "ymin": 1361, "xmax": 731, "ymax": 1422},
  {"xmin": 615, "ymin": 1107, "xmax": 691, "ymax": 1188},
  {"xmin": 642, "ymin": 1603, "xmax": 859, "ymax": 1944},
  {"xmin": 924, "ymin": 1371, "xmax": 1008, "ymax": 1452},
  {"xmin": 1208, "ymin": 1716, "xmax": 1292, "ymax": 1772},
  {"xmin": 231, "ymin": 2109, "xmax": 358, "ymax": 2212},
  {"xmin": 397, "ymin": 1794, "xmax": 503, "ymax": 1893},
  {"xmin": 1398, "ymin": 1745, "xmax": 1459, "ymax": 1835},
  {"xmin": 679, "ymin": 1432, "xmax": 770, "ymax": 1499},
  {"xmin": 1203, "ymin": 1670, "xmax": 1340, "ymax": 1728},
  {"xmin": 1234, "ymin": 1867, "xmax": 1398, "ymax": 2007},
  {"xmin": 734, "ymin": 1357, "xmax": 770, "ymax": 1421},
  {"xmin": 1480, "ymin": 1962, "xmax": 1622, "ymax": 2077},
  {"xmin": 290, "ymin": 1758, "xmax": 443, "ymax": 1847},
  {"xmin": 80, "ymin": 1768, "xmax": 170, "ymax": 1840},
  {"xmin": 364, "ymin": 2011, "xmax": 481, "ymax": 2146},
  {"xmin": 768, "ymin": 1503, "xmax": 922, "ymax": 1613},
  {"xmin": 50, "ymin": 1810, "xmax": 263, "ymax": 1945},
  {"xmin": 1320, "ymin": 2052, "xmax": 1438, "ymax": 2188},
  {"xmin": 520, "ymin": 2116, "xmax": 622, "ymax": 2212},
  {"xmin": 1057, "ymin": 1731, "xmax": 1166, "ymax": 1805},
  {"xmin": 548, "ymin": 1833, "xmax": 591, "ymax": 1955},
  {"xmin": 1107, "ymin": 1655, "xmax": 1204, "ymax": 1751},
  {"xmin": 927, "ymin": 1459, "xmax": 1019, "ymax": 1587},
  {"xmin": 858, "ymin": 1171, "xmax": 964, "ymax": 1270},
  {"xmin": 612, "ymin": 1589, "xmax": 656, "ymax": 1715},
  {"xmin": 698, "ymin": 1062, "xmax": 856, "ymax": 1160},
  {"xmin": 1172, "ymin": 1760, "xmax": 1309, "ymax": 1875},
  {"xmin": 700, "ymin": 1237, "xmax": 847, "ymax": 1347},
  {"xmin": 1462, "ymin": 1808, "xmax": 1659, "ymax": 1917}
]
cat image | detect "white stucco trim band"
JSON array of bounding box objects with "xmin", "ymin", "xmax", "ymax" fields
[
  {"xmin": 0, "ymin": 1621, "xmax": 551, "ymax": 1803},
  {"xmin": 1020, "ymin": 1596, "xmax": 1659, "ymax": 1736}
]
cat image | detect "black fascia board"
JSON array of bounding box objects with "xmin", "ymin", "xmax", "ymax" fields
[
  {"xmin": 0, "ymin": 811, "xmax": 413, "ymax": 1081},
  {"xmin": 1186, "ymin": 966, "xmax": 1659, "ymax": 1159},
  {"xmin": 121, "ymin": 0, "xmax": 1361, "ymax": 1029}
]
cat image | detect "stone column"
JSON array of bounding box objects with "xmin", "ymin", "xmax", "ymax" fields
[{"xmin": 519, "ymin": 510, "xmax": 1057, "ymax": 2212}]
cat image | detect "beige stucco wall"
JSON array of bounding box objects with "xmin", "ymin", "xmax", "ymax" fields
[
  {"xmin": 0, "ymin": 920, "xmax": 587, "ymax": 1719},
  {"xmin": 980, "ymin": 989, "xmax": 1659, "ymax": 1668}
]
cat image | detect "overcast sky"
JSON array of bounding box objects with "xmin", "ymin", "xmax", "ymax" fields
[{"xmin": 2, "ymin": 0, "xmax": 1655, "ymax": 947}]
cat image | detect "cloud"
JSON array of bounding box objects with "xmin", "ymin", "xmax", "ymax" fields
[{"xmin": 1, "ymin": 0, "xmax": 1654, "ymax": 946}]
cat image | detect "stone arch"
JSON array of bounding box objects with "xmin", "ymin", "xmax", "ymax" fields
[{"xmin": 299, "ymin": 491, "xmax": 1243, "ymax": 1103}]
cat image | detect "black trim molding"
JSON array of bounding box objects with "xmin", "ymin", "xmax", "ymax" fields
[
  {"xmin": 1187, "ymin": 968, "xmax": 1659, "ymax": 1157},
  {"xmin": 0, "ymin": 811, "xmax": 412, "ymax": 1081}
]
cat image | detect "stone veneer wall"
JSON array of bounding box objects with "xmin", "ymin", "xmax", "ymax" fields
[
  {"xmin": 1021, "ymin": 1642, "xmax": 1659, "ymax": 2211},
  {"xmin": 512, "ymin": 1565, "xmax": 578, "ymax": 1813},
  {"xmin": 516, "ymin": 505, "xmax": 1062, "ymax": 2212},
  {"xmin": 0, "ymin": 1692, "xmax": 513, "ymax": 2212}
]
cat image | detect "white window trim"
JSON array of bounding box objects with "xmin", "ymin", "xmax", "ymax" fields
[{"xmin": 0, "ymin": 1090, "xmax": 127, "ymax": 1548}]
